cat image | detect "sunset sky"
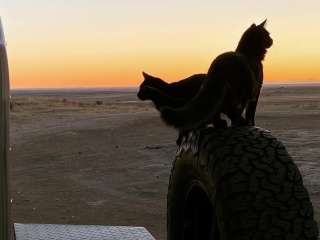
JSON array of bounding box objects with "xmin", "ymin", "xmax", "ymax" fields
[{"xmin": 2, "ymin": 0, "xmax": 320, "ymax": 88}]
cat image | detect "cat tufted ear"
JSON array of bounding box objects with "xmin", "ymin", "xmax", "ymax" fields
[{"xmin": 259, "ymin": 19, "xmax": 267, "ymax": 27}]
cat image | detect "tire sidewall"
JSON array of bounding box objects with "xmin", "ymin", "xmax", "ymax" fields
[{"xmin": 167, "ymin": 149, "xmax": 216, "ymax": 240}]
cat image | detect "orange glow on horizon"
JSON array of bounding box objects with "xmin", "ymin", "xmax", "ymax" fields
[
  {"xmin": 8, "ymin": 49, "xmax": 320, "ymax": 88},
  {"xmin": 3, "ymin": 1, "xmax": 320, "ymax": 88}
]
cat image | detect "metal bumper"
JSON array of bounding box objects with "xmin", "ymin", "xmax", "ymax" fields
[{"xmin": 14, "ymin": 223, "xmax": 155, "ymax": 240}]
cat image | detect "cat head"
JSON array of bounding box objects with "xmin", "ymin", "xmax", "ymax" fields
[
  {"xmin": 137, "ymin": 72, "xmax": 162, "ymax": 100},
  {"xmin": 140, "ymin": 72, "xmax": 163, "ymax": 88},
  {"xmin": 237, "ymin": 19, "xmax": 273, "ymax": 61}
]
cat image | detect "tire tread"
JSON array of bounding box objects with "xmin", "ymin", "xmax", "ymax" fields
[{"xmin": 169, "ymin": 127, "xmax": 319, "ymax": 239}]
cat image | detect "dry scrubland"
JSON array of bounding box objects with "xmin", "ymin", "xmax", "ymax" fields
[{"xmin": 8, "ymin": 85, "xmax": 320, "ymax": 239}]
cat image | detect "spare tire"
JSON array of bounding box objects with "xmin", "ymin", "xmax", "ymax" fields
[{"xmin": 167, "ymin": 127, "xmax": 318, "ymax": 240}]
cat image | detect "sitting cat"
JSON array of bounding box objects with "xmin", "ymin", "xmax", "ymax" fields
[
  {"xmin": 160, "ymin": 20, "xmax": 273, "ymax": 131},
  {"xmin": 137, "ymin": 72, "xmax": 205, "ymax": 109}
]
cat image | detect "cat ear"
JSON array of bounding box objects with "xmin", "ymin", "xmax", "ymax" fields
[
  {"xmin": 142, "ymin": 72, "xmax": 149, "ymax": 78},
  {"xmin": 259, "ymin": 19, "xmax": 267, "ymax": 27}
]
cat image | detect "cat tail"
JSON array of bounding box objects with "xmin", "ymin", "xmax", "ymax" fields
[{"xmin": 160, "ymin": 82, "xmax": 226, "ymax": 131}]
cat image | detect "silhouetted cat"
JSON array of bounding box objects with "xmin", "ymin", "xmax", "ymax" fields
[
  {"xmin": 137, "ymin": 73, "xmax": 206, "ymax": 144},
  {"xmin": 160, "ymin": 20, "xmax": 273, "ymax": 130},
  {"xmin": 137, "ymin": 72, "xmax": 205, "ymax": 109}
]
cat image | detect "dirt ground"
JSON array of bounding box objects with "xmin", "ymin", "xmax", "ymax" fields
[{"xmin": 8, "ymin": 85, "xmax": 320, "ymax": 239}]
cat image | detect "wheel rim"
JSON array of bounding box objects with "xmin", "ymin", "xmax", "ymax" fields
[{"xmin": 183, "ymin": 183, "xmax": 219, "ymax": 240}]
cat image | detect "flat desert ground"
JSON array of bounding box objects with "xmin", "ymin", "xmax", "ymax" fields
[{"xmin": 9, "ymin": 85, "xmax": 320, "ymax": 239}]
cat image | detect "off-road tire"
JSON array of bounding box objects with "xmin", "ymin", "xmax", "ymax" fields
[{"xmin": 167, "ymin": 127, "xmax": 319, "ymax": 240}]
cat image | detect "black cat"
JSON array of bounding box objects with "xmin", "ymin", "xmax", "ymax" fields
[
  {"xmin": 137, "ymin": 72, "xmax": 205, "ymax": 109},
  {"xmin": 160, "ymin": 20, "xmax": 273, "ymax": 131}
]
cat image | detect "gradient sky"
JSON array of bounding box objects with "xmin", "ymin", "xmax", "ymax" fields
[{"xmin": 2, "ymin": 0, "xmax": 320, "ymax": 88}]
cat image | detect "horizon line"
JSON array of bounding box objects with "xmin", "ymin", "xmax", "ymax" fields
[{"xmin": 10, "ymin": 81, "xmax": 320, "ymax": 91}]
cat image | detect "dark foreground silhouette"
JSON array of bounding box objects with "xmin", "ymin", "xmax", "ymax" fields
[{"xmin": 160, "ymin": 20, "xmax": 273, "ymax": 130}]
